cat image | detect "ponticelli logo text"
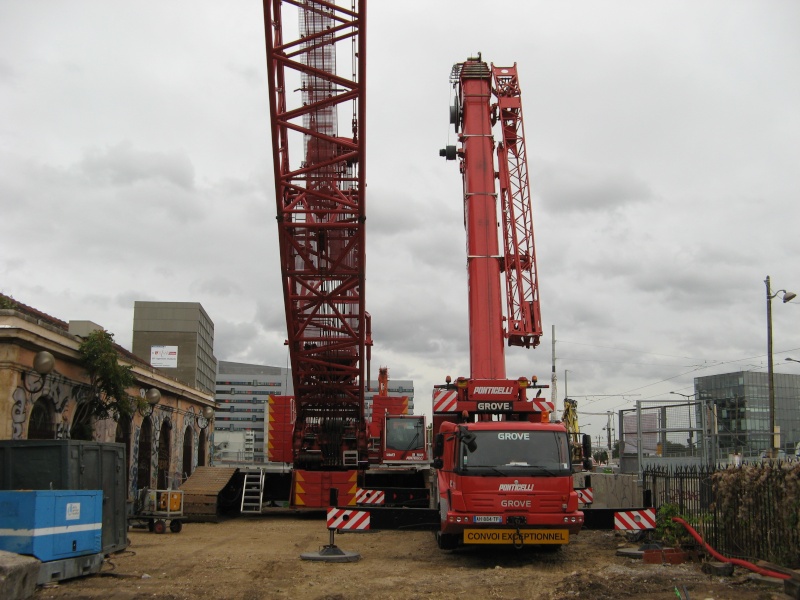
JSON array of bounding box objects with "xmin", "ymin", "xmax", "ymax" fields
[
  {"xmin": 473, "ymin": 386, "xmax": 513, "ymax": 395},
  {"xmin": 498, "ymin": 481, "xmax": 533, "ymax": 492}
]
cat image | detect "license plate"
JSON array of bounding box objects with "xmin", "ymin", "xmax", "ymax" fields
[
  {"xmin": 463, "ymin": 529, "xmax": 569, "ymax": 545},
  {"xmin": 473, "ymin": 516, "xmax": 502, "ymax": 524}
]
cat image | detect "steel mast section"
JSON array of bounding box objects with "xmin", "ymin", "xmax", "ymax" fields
[
  {"xmin": 446, "ymin": 58, "xmax": 506, "ymax": 380},
  {"xmin": 263, "ymin": 0, "xmax": 368, "ymax": 471}
]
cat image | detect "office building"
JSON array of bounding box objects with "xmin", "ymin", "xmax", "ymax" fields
[
  {"xmin": 695, "ymin": 371, "xmax": 800, "ymax": 456},
  {"xmin": 214, "ymin": 361, "xmax": 292, "ymax": 463},
  {"xmin": 132, "ymin": 301, "xmax": 217, "ymax": 394}
]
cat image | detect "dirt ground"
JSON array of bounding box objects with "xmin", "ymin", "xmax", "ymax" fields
[{"xmin": 34, "ymin": 514, "xmax": 792, "ymax": 600}]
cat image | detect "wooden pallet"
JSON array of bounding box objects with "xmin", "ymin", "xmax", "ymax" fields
[{"xmin": 179, "ymin": 467, "xmax": 238, "ymax": 521}]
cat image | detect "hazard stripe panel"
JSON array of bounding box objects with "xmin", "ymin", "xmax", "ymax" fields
[
  {"xmin": 355, "ymin": 489, "xmax": 385, "ymax": 505},
  {"xmin": 326, "ymin": 509, "xmax": 370, "ymax": 531},
  {"xmin": 531, "ymin": 400, "xmax": 555, "ymax": 412},
  {"xmin": 614, "ymin": 508, "xmax": 656, "ymax": 530},
  {"xmin": 433, "ymin": 390, "xmax": 458, "ymax": 413},
  {"xmin": 577, "ymin": 488, "xmax": 593, "ymax": 505}
]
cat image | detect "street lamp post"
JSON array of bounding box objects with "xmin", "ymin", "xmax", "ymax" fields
[{"xmin": 765, "ymin": 275, "xmax": 797, "ymax": 458}]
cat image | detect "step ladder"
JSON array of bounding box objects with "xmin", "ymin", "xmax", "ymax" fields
[{"xmin": 240, "ymin": 470, "xmax": 264, "ymax": 514}]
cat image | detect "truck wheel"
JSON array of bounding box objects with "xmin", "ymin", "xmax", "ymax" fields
[
  {"xmin": 169, "ymin": 520, "xmax": 183, "ymax": 533},
  {"xmin": 153, "ymin": 520, "xmax": 167, "ymax": 534},
  {"xmin": 435, "ymin": 531, "xmax": 459, "ymax": 550}
]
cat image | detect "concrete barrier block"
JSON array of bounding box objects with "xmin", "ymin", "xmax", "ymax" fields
[{"xmin": 0, "ymin": 550, "xmax": 40, "ymax": 600}]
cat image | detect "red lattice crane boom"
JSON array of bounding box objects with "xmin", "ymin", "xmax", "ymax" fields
[
  {"xmin": 263, "ymin": 0, "xmax": 368, "ymax": 503},
  {"xmin": 493, "ymin": 64, "xmax": 542, "ymax": 350}
]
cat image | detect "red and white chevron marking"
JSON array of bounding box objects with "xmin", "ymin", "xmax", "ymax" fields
[
  {"xmin": 614, "ymin": 508, "xmax": 656, "ymax": 530},
  {"xmin": 433, "ymin": 389, "xmax": 458, "ymax": 413},
  {"xmin": 577, "ymin": 488, "xmax": 593, "ymax": 505},
  {"xmin": 355, "ymin": 489, "xmax": 385, "ymax": 505},
  {"xmin": 531, "ymin": 400, "xmax": 555, "ymax": 412},
  {"xmin": 326, "ymin": 509, "xmax": 371, "ymax": 531}
]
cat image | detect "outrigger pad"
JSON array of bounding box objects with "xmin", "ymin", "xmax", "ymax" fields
[{"xmin": 300, "ymin": 544, "xmax": 361, "ymax": 563}]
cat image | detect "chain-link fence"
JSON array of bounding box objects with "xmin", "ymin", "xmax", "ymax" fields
[{"xmin": 619, "ymin": 400, "xmax": 712, "ymax": 471}]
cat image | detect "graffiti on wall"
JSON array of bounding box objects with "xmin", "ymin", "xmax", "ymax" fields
[
  {"xmin": 11, "ymin": 368, "xmax": 208, "ymax": 498},
  {"xmin": 12, "ymin": 371, "xmax": 90, "ymax": 440},
  {"xmin": 151, "ymin": 414, "xmax": 162, "ymax": 490},
  {"xmin": 11, "ymin": 387, "xmax": 27, "ymax": 439}
]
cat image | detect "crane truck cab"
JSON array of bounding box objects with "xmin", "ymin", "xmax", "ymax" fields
[
  {"xmin": 382, "ymin": 414, "xmax": 427, "ymax": 463},
  {"xmin": 432, "ymin": 419, "xmax": 583, "ymax": 549},
  {"xmin": 431, "ymin": 377, "xmax": 585, "ymax": 550}
]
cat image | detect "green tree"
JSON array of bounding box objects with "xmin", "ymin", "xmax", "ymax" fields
[
  {"xmin": 76, "ymin": 330, "xmax": 141, "ymax": 437},
  {"xmin": 613, "ymin": 441, "xmax": 622, "ymax": 459}
]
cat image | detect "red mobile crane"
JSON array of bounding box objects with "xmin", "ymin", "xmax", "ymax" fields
[
  {"xmin": 433, "ymin": 55, "xmax": 583, "ymax": 549},
  {"xmin": 368, "ymin": 367, "xmax": 427, "ymax": 465}
]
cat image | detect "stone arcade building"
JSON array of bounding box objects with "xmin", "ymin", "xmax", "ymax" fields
[{"xmin": 0, "ymin": 295, "xmax": 215, "ymax": 499}]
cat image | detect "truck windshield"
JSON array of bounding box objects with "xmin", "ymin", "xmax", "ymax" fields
[
  {"xmin": 457, "ymin": 430, "xmax": 571, "ymax": 476},
  {"xmin": 385, "ymin": 417, "xmax": 425, "ymax": 451}
]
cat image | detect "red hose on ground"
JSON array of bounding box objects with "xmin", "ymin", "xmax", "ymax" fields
[{"xmin": 670, "ymin": 516, "xmax": 789, "ymax": 580}]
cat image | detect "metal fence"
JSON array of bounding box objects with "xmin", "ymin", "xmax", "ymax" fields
[
  {"xmin": 620, "ymin": 401, "xmax": 711, "ymax": 470},
  {"xmin": 642, "ymin": 462, "xmax": 800, "ymax": 568}
]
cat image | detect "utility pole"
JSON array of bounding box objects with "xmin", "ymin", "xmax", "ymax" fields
[
  {"xmin": 551, "ymin": 325, "xmax": 558, "ymax": 411},
  {"xmin": 765, "ymin": 275, "xmax": 797, "ymax": 457}
]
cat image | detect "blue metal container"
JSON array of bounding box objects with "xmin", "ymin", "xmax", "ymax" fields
[
  {"xmin": 0, "ymin": 440, "xmax": 128, "ymax": 555},
  {"xmin": 0, "ymin": 490, "xmax": 102, "ymax": 562}
]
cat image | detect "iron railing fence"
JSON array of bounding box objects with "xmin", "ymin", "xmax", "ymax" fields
[{"xmin": 642, "ymin": 462, "xmax": 800, "ymax": 568}]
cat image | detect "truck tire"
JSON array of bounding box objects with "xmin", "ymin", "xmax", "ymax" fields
[{"xmin": 435, "ymin": 531, "xmax": 459, "ymax": 550}]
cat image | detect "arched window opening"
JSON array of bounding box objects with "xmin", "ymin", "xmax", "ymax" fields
[
  {"xmin": 116, "ymin": 417, "xmax": 132, "ymax": 493},
  {"xmin": 198, "ymin": 429, "xmax": 207, "ymax": 467},
  {"xmin": 28, "ymin": 397, "xmax": 56, "ymax": 439},
  {"xmin": 157, "ymin": 419, "xmax": 172, "ymax": 490},
  {"xmin": 182, "ymin": 426, "xmax": 193, "ymax": 481},
  {"xmin": 71, "ymin": 401, "xmax": 94, "ymax": 440}
]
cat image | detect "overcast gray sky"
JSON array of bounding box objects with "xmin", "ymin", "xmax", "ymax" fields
[{"xmin": 2, "ymin": 1, "xmax": 799, "ymax": 444}]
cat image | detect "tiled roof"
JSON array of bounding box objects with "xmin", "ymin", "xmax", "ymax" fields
[
  {"xmin": 0, "ymin": 292, "xmax": 152, "ymax": 368},
  {"xmin": 0, "ymin": 292, "xmax": 69, "ymax": 330}
]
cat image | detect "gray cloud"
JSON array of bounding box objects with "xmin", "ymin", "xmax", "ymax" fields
[
  {"xmin": 537, "ymin": 163, "xmax": 654, "ymax": 214},
  {"xmin": 0, "ymin": 58, "xmax": 15, "ymax": 83},
  {"xmin": 79, "ymin": 141, "xmax": 195, "ymax": 190}
]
